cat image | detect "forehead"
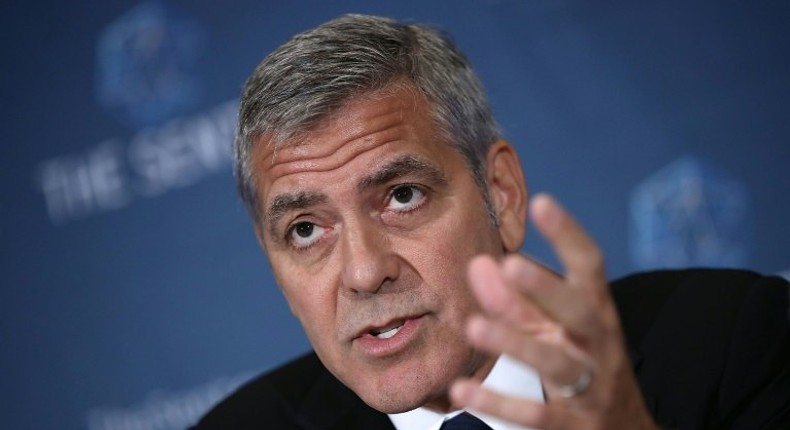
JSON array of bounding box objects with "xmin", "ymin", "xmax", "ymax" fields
[{"xmin": 250, "ymin": 87, "xmax": 457, "ymax": 211}]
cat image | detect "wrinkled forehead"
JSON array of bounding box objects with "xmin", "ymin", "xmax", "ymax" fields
[
  {"xmin": 250, "ymin": 84, "xmax": 438, "ymax": 184},
  {"xmin": 258, "ymin": 82, "xmax": 424, "ymax": 158}
]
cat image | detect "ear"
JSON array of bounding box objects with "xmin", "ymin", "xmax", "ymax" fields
[{"xmin": 485, "ymin": 139, "xmax": 528, "ymax": 252}]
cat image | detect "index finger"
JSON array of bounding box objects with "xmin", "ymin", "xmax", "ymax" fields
[{"xmin": 529, "ymin": 194, "xmax": 605, "ymax": 286}]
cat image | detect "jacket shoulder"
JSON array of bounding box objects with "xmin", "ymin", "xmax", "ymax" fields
[
  {"xmin": 191, "ymin": 352, "xmax": 394, "ymax": 430},
  {"xmin": 611, "ymin": 268, "xmax": 790, "ymax": 429},
  {"xmin": 191, "ymin": 352, "xmax": 325, "ymax": 430},
  {"xmin": 610, "ymin": 268, "xmax": 775, "ymax": 343}
]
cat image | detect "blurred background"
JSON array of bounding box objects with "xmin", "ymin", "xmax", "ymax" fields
[{"xmin": 1, "ymin": 1, "xmax": 788, "ymax": 429}]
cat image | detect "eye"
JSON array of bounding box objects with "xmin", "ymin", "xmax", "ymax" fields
[
  {"xmin": 387, "ymin": 185, "xmax": 426, "ymax": 212},
  {"xmin": 288, "ymin": 221, "xmax": 326, "ymax": 249}
]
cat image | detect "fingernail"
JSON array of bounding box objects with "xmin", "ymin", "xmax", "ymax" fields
[
  {"xmin": 532, "ymin": 193, "xmax": 562, "ymax": 229},
  {"xmin": 467, "ymin": 317, "xmax": 495, "ymax": 343},
  {"xmin": 467, "ymin": 256, "xmax": 496, "ymax": 286},
  {"xmin": 467, "ymin": 317, "xmax": 484, "ymax": 338},
  {"xmin": 450, "ymin": 380, "xmax": 475, "ymax": 405}
]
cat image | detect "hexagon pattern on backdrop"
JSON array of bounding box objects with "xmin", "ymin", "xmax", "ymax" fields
[
  {"xmin": 96, "ymin": 1, "xmax": 205, "ymax": 129},
  {"xmin": 629, "ymin": 156, "xmax": 752, "ymax": 270}
]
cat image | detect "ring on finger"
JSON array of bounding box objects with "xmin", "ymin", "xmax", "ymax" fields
[{"xmin": 555, "ymin": 366, "xmax": 592, "ymax": 398}]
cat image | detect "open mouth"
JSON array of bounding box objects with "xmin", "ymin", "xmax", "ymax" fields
[
  {"xmin": 369, "ymin": 320, "xmax": 405, "ymax": 339},
  {"xmin": 354, "ymin": 315, "xmax": 426, "ymax": 357}
]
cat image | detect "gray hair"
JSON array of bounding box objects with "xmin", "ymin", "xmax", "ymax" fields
[{"xmin": 235, "ymin": 14, "xmax": 501, "ymax": 223}]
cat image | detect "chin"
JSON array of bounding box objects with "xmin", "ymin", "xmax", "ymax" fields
[
  {"xmin": 355, "ymin": 354, "xmax": 490, "ymax": 414},
  {"xmin": 329, "ymin": 339, "xmax": 491, "ymax": 413},
  {"xmin": 344, "ymin": 367, "xmax": 445, "ymax": 414},
  {"xmin": 360, "ymin": 388, "xmax": 440, "ymax": 414}
]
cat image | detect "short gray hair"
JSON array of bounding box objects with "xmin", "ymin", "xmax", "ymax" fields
[{"xmin": 235, "ymin": 14, "xmax": 501, "ymax": 222}]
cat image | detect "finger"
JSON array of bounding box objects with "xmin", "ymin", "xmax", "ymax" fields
[
  {"xmin": 501, "ymin": 254, "xmax": 602, "ymax": 337},
  {"xmin": 450, "ymin": 380, "xmax": 579, "ymax": 429},
  {"xmin": 529, "ymin": 194, "xmax": 605, "ymax": 286},
  {"xmin": 466, "ymin": 315, "xmax": 586, "ymax": 386},
  {"xmin": 468, "ymin": 255, "xmax": 549, "ymax": 329}
]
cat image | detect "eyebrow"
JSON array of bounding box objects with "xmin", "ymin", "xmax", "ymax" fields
[
  {"xmin": 264, "ymin": 155, "xmax": 448, "ymax": 237},
  {"xmin": 266, "ymin": 191, "xmax": 327, "ymax": 237},
  {"xmin": 357, "ymin": 154, "xmax": 448, "ymax": 192}
]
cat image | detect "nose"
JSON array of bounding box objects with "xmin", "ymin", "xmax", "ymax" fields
[{"xmin": 340, "ymin": 218, "xmax": 399, "ymax": 295}]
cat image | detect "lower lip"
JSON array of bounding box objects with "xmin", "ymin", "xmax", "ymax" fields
[{"xmin": 354, "ymin": 316, "xmax": 425, "ymax": 358}]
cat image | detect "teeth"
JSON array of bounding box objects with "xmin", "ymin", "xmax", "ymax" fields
[
  {"xmin": 375, "ymin": 326, "xmax": 400, "ymax": 339},
  {"xmin": 372, "ymin": 321, "xmax": 404, "ymax": 339}
]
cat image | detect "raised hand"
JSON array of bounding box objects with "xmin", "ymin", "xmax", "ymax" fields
[{"xmin": 450, "ymin": 194, "xmax": 659, "ymax": 430}]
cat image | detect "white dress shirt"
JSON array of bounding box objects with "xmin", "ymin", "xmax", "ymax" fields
[{"xmin": 388, "ymin": 355, "xmax": 544, "ymax": 430}]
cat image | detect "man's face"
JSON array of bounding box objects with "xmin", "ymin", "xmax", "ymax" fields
[{"xmin": 252, "ymin": 87, "xmax": 510, "ymax": 413}]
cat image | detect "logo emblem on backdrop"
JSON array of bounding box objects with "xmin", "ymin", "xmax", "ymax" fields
[
  {"xmin": 96, "ymin": 1, "xmax": 205, "ymax": 129},
  {"xmin": 629, "ymin": 156, "xmax": 752, "ymax": 270}
]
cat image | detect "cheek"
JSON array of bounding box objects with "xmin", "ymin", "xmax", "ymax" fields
[
  {"xmin": 428, "ymin": 196, "xmax": 499, "ymax": 263},
  {"xmin": 409, "ymin": 205, "xmax": 499, "ymax": 310},
  {"xmin": 285, "ymin": 290, "xmax": 340, "ymax": 362},
  {"xmin": 275, "ymin": 265, "xmax": 338, "ymax": 342}
]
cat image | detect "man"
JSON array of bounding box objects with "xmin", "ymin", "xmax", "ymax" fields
[{"xmin": 193, "ymin": 14, "xmax": 790, "ymax": 429}]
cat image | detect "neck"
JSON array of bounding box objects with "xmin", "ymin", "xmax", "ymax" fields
[{"xmin": 423, "ymin": 351, "xmax": 498, "ymax": 413}]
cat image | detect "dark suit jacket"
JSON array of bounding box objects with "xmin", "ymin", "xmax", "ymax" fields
[{"xmin": 192, "ymin": 269, "xmax": 790, "ymax": 429}]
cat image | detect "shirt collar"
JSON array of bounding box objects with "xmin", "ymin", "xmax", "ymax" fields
[{"xmin": 387, "ymin": 354, "xmax": 544, "ymax": 430}]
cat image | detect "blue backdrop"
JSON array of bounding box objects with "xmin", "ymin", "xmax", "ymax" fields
[{"xmin": 2, "ymin": 1, "xmax": 788, "ymax": 429}]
